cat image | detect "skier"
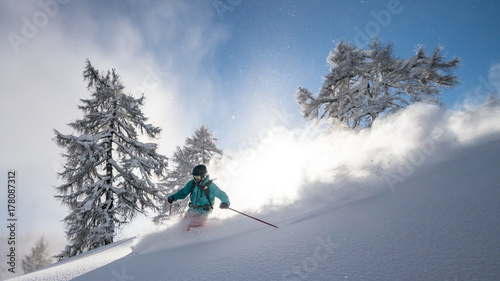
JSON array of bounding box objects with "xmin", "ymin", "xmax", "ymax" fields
[{"xmin": 167, "ymin": 164, "xmax": 230, "ymax": 230}]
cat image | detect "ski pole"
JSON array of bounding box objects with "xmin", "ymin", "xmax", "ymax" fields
[
  {"xmin": 169, "ymin": 203, "xmax": 172, "ymax": 216},
  {"xmin": 228, "ymin": 207, "xmax": 278, "ymax": 229}
]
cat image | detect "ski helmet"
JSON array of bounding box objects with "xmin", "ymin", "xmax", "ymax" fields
[{"xmin": 192, "ymin": 164, "xmax": 208, "ymax": 178}]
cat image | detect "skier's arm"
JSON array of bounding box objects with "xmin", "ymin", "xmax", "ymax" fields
[
  {"xmin": 171, "ymin": 181, "xmax": 193, "ymax": 201},
  {"xmin": 210, "ymin": 183, "xmax": 230, "ymax": 207}
]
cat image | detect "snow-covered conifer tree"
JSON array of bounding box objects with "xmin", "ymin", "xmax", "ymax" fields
[
  {"xmin": 54, "ymin": 60, "xmax": 168, "ymax": 259},
  {"xmin": 154, "ymin": 125, "xmax": 223, "ymax": 222},
  {"xmin": 296, "ymin": 39, "xmax": 460, "ymax": 128},
  {"xmin": 22, "ymin": 237, "xmax": 53, "ymax": 273}
]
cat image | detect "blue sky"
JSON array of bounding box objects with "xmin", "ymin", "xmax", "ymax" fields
[
  {"xmin": 1, "ymin": 0, "xmax": 499, "ymax": 262},
  {"xmin": 214, "ymin": 0, "xmax": 500, "ymax": 107}
]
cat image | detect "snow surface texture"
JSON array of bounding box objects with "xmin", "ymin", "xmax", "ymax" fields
[{"xmin": 8, "ymin": 103, "xmax": 500, "ymax": 281}]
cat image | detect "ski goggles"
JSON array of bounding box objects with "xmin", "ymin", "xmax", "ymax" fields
[{"xmin": 193, "ymin": 175, "xmax": 202, "ymax": 181}]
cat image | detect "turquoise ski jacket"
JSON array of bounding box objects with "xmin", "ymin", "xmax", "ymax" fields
[{"xmin": 172, "ymin": 176, "xmax": 230, "ymax": 214}]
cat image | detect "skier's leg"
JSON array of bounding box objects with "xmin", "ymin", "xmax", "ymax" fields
[
  {"xmin": 184, "ymin": 208, "xmax": 208, "ymax": 231},
  {"xmin": 187, "ymin": 213, "xmax": 207, "ymax": 230}
]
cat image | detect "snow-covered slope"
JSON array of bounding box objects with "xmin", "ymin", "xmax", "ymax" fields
[
  {"xmin": 8, "ymin": 104, "xmax": 500, "ymax": 281},
  {"xmin": 11, "ymin": 140, "xmax": 500, "ymax": 280}
]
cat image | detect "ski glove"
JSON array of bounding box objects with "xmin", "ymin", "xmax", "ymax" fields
[
  {"xmin": 220, "ymin": 202, "xmax": 229, "ymax": 209},
  {"xmin": 167, "ymin": 196, "xmax": 175, "ymax": 204}
]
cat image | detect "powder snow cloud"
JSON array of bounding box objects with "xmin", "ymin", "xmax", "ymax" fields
[{"xmin": 208, "ymin": 102, "xmax": 500, "ymax": 215}]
